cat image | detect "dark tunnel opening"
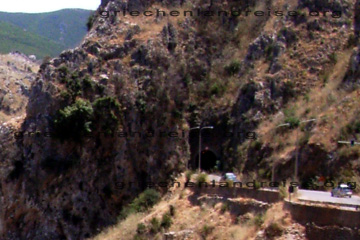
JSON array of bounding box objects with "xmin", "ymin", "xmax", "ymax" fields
[{"xmin": 195, "ymin": 150, "xmax": 218, "ymax": 171}]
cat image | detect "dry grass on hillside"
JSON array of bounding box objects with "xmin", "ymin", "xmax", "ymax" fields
[{"xmin": 89, "ymin": 174, "xmax": 305, "ymax": 240}]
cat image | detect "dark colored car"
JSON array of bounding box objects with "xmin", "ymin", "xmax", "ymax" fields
[{"xmin": 331, "ymin": 184, "xmax": 352, "ymax": 198}]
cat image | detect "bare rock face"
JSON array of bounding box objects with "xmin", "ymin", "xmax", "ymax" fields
[
  {"xmin": 164, "ymin": 230, "xmax": 194, "ymax": 240},
  {"xmin": 306, "ymin": 224, "xmax": 360, "ymax": 240},
  {"xmin": 246, "ymin": 34, "xmax": 277, "ymax": 61},
  {"xmin": 100, "ymin": 0, "xmax": 187, "ymax": 12},
  {"xmin": 0, "ymin": 1, "xmax": 192, "ymax": 239},
  {"xmin": 298, "ymin": 0, "xmax": 352, "ymax": 14},
  {"xmin": 0, "ymin": 53, "xmax": 39, "ymax": 123},
  {"xmin": 162, "ymin": 23, "xmax": 178, "ymax": 52},
  {"xmin": 343, "ymin": 47, "xmax": 360, "ymax": 88},
  {"xmin": 355, "ymin": 0, "xmax": 360, "ymax": 39}
]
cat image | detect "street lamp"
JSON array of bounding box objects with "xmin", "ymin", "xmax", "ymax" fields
[
  {"xmin": 338, "ymin": 140, "xmax": 360, "ymax": 146},
  {"xmin": 294, "ymin": 119, "xmax": 316, "ymax": 182},
  {"xmin": 277, "ymin": 118, "xmax": 317, "ymax": 183},
  {"xmin": 190, "ymin": 125, "xmax": 214, "ymax": 173},
  {"xmin": 271, "ymin": 123, "xmax": 291, "ymax": 183}
]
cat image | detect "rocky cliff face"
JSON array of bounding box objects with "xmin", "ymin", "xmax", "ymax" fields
[
  {"xmin": 354, "ymin": 0, "xmax": 360, "ymax": 38},
  {"xmin": 0, "ymin": 52, "xmax": 39, "ymax": 122},
  {"xmin": 342, "ymin": 0, "xmax": 360, "ymax": 88},
  {"xmin": 0, "ymin": 1, "xmax": 192, "ymax": 238},
  {"xmin": 343, "ymin": 47, "xmax": 360, "ymax": 88}
]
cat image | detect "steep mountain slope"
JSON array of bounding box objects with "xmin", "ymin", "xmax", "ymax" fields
[
  {"xmin": 0, "ymin": 21, "xmax": 64, "ymax": 58},
  {"xmin": 0, "ymin": 0, "xmax": 359, "ymax": 239},
  {"xmin": 0, "ymin": 52, "xmax": 39, "ymax": 122},
  {"xmin": 0, "ymin": 9, "xmax": 92, "ymax": 58}
]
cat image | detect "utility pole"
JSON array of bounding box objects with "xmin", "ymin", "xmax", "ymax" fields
[
  {"xmin": 294, "ymin": 119, "xmax": 316, "ymax": 182},
  {"xmin": 190, "ymin": 126, "xmax": 214, "ymax": 173},
  {"xmin": 277, "ymin": 118, "xmax": 317, "ymax": 183},
  {"xmin": 273, "ymin": 123, "xmax": 293, "ymax": 183}
]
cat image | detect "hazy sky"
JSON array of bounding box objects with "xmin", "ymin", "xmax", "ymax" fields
[{"xmin": 0, "ymin": 0, "xmax": 101, "ymax": 13}]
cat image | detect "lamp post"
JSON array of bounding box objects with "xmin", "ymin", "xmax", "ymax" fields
[
  {"xmin": 277, "ymin": 118, "xmax": 317, "ymax": 183},
  {"xmin": 338, "ymin": 140, "xmax": 360, "ymax": 146},
  {"xmin": 272, "ymin": 123, "xmax": 292, "ymax": 183},
  {"xmin": 190, "ymin": 125, "xmax": 214, "ymax": 173},
  {"xmin": 294, "ymin": 119, "xmax": 316, "ymax": 182}
]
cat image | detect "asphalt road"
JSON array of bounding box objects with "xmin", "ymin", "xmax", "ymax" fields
[
  {"xmin": 190, "ymin": 173, "xmax": 222, "ymax": 182},
  {"xmin": 207, "ymin": 174, "xmax": 222, "ymax": 182},
  {"xmin": 297, "ymin": 189, "xmax": 360, "ymax": 206},
  {"xmin": 194, "ymin": 173, "xmax": 360, "ymax": 207}
]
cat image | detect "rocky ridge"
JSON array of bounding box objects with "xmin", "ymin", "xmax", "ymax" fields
[{"xmin": 0, "ymin": 52, "xmax": 39, "ymax": 123}]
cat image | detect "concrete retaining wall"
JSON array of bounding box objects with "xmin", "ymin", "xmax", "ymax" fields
[
  {"xmin": 284, "ymin": 201, "xmax": 360, "ymax": 228},
  {"xmin": 192, "ymin": 187, "xmax": 281, "ymax": 203}
]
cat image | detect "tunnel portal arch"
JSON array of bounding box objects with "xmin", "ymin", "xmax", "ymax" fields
[{"xmin": 194, "ymin": 150, "xmax": 218, "ymax": 171}]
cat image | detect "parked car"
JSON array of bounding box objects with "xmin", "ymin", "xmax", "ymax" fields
[
  {"xmin": 222, "ymin": 172, "xmax": 240, "ymax": 183},
  {"xmin": 331, "ymin": 184, "xmax": 353, "ymax": 198}
]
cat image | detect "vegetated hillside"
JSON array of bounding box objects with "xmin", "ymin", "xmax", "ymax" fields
[
  {"xmin": 0, "ymin": 21, "xmax": 64, "ymax": 58},
  {"xmin": 0, "ymin": 52, "xmax": 39, "ymax": 122},
  {"xmin": 0, "ymin": 9, "xmax": 92, "ymax": 58},
  {"xmin": 91, "ymin": 173, "xmax": 307, "ymax": 240},
  {"xmin": 0, "ymin": 0, "xmax": 360, "ymax": 239}
]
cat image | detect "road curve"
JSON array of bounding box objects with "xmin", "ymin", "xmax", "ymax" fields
[{"xmin": 297, "ymin": 189, "xmax": 360, "ymax": 207}]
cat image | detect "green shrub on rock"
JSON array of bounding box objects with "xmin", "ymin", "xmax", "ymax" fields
[
  {"xmin": 93, "ymin": 96, "xmax": 122, "ymax": 135},
  {"xmin": 53, "ymin": 99, "xmax": 93, "ymax": 141}
]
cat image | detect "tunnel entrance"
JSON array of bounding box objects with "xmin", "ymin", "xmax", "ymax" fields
[{"xmin": 195, "ymin": 150, "xmax": 217, "ymax": 171}]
